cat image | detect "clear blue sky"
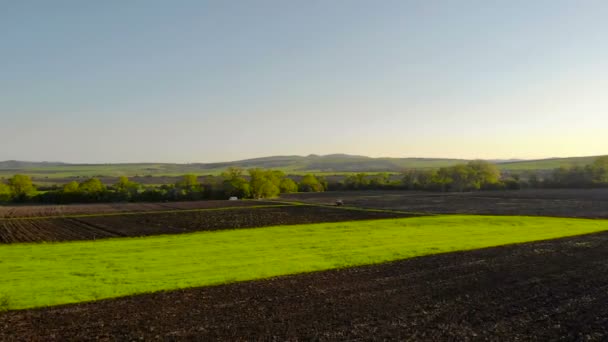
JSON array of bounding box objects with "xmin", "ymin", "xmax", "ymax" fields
[{"xmin": 1, "ymin": 0, "xmax": 607, "ymax": 163}]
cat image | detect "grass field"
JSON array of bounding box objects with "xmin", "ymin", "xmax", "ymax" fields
[{"xmin": 2, "ymin": 215, "xmax": 608, "ymax": 311}]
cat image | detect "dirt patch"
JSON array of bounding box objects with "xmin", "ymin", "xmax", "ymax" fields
[
  {"xmin": 0, "ymin": 205, "xmax": 410, "ymax": 244},
  {"xmin": 281, "ymin": 189, "xmax": 608, "ymax": 218},
  {"xmin": 2, "ymin": 232, "xmax": 608, "ymax": 340}
]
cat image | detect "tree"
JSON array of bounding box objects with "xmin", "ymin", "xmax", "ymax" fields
[
  {"xmin": 79, "ymin": 178, "xmax": 106, "ymax": 194},
  {"xmin": 369, "ymin": 173, "xmax": 390, "ymax": 188},
  {"xmin": 8, "ymin": 174, "xmax": 35, "ymax": 200},
  {"xmin": 0, "ymin": 182, "xmax": 12, "ymax": 202},
  {"xmin": 115, "ymin": 176, "xmax": 140, "ymax": 200},
  {"xmin": 62, "ymin": 181, "xmax": 80, "ymax": 193},
  {"xmin": 344, "ymin": 173, "xmax": 370, "ymax": 190},
  {"xmin": 279, "ymin": 178, "xmax": 298, "ymax": 193},
  {"xmin": 221, "ymin": 168, "xmax": 250, "ymax": 198},
  {"xmin": 299, "ymin": 174, "xmax": 324, "ymax": 192},
  {"xmin": 467, "ymin": 160, "xmax": 500, "ymax": 189},
  {"xmin": 248, "ymin": 169, "xmax": 280, "ymax": 198},
  {"xmin": 591, "ymin": 156, "xmax": 608, "ymax": 183},
  {"xmin": 176, "ymin": 174, "xmax": 200, "ymax": 191}
]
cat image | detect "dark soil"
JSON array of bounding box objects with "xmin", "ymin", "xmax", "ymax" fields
[
  {"xmin": 0, "ymin": 205, "xmax": 410, "ymax": 243},
  {"xmin": 2, "ymin": 232, "xmax": 608, "ymax": 341},
  {"xmin": 0, "ymin": 200, "xmax": 280, "ymax": 218},
  {"xmin": 282, "ymin": 189, "xmax": 608, "ymax": 218}
]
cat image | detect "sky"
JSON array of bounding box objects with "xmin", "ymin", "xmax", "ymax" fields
[{"xmin": 1, "ymin": 0, "xmax": 607, "ymax": 163}]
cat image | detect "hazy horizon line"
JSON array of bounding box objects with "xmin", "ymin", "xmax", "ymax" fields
[{"xmin": 1, "ymin": 153, "xmax": 605, "ymax": 165}]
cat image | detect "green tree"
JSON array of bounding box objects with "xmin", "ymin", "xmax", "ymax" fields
[
  {"xmin": 299, "ymin": 174, "xmax": 324, "ymax": 192},
  {"xmin": 369, "ymin": 173, "xmax": 390, "ymax": 187},
  {"xmin": 221, "ymin": 168, "xmax": 250, "ymax": 198},
  {"xmin": 78, "ymin": 178, "xmax": 106, "ymax": 194},
  {"xmin": 248, "ymin": 169, "xmax": 280, "ymax": 198},
  {"xmin": 467, "ymin": 160, "xmax": 501, "ymax": 189},
  {"xmin": 0, "ymin": 182, "xmax": 12, "ymax": 202},
  {"xmin": 62, "ymin": 181, "xmax": 80, "ymax": 193},
  {"xmin": 8, "ymin": 174, "xmax": 35, "ymax": 200},
  {"xmin": 279, "ymin": 178, "xmax": 298, "ymax": 193},
  {"xmin": 344, "ymin": 173, "xmax": 370, "ymax": 189},
  {"xmin": 115, "ymin": 176, "xmax": 140, "ymax": 199},
  {"xmin": 79, "ymin": 178, "xmax": 106, "ymax": 194},
  {"xmin": 176, "ymin": 174, "xmax": 200, "ymax": 191},
  {"xmin": 591, "ymin": 156, "xmax": 608, "ymax": 183}
]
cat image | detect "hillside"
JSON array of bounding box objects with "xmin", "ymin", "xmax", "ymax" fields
[{"xmin": 0, "ymin": 154, "xmax": 605, "ymax": 178}]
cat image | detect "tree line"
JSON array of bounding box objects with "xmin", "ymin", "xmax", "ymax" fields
[
  {"xmin": 0, "ymin": 168, "xmax": 326, "ymax": 204},
  {"xmin": 333, "ymin": 157, "xmax": 608, "ymax": 191},
  {"xmin": 1, "ymin": 157, "xmax": 607, "ymax": 204}
]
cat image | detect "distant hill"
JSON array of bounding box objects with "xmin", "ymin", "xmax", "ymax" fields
[
  {"xmin": 0, "ymin": 154, "xmax": 605, "ymax": 179},
  {"xmin": 495, "ymin": 155, "xmax": 605, "ymax": 171}
]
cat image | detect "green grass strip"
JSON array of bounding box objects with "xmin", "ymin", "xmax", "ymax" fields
[
  {"xmin": 2, "ymin": 215, "xmax": 608, "ymax": 311},
  {"xmin": 0, "ymin": 204, "xmax": 293, "ymax": 221}
]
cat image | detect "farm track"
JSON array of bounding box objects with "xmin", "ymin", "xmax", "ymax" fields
[
  {"xmin": 0, "ymin": 204, "xmax": 413, "ymax": 244},
  {"xmin": 3, "ymin": 231, "xmax": 608, "ymax": 340}
]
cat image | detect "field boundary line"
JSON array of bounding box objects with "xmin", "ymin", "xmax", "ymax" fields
[{"xmin": 271, "ymin": 200, "xmax": 434, "ymax": 217}]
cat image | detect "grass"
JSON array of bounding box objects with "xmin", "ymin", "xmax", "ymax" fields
[{"xmin": 2, "ymin": 215, "xmax": 608, "ymax": 311}]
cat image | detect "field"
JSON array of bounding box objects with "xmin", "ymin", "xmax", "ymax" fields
[
  {"xmin": 0, "ymin": 204, "xmax": 408, "ymax": 243},
  {"xmin": 0, "ymin": 200, "xmax": 279, "ymax": 218},
  {"xmin": 2, "ymin": 189, "xmax": 608, "ymax": 340},
  {"xmin": 2, "ymin": 231, "xmax": 607, "ymax": 340},
  {"xmin": 282, "ymin": 188, "xmax": 608, "ymax": 218},
  {"xmin": 2, "ymin": 215, "xmax": 608, "ymax": 311}
]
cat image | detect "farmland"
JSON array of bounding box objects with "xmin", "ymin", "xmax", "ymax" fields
[
  {"xmin": 3, "ymin": 231, "xmax": 607, "ymax": 340},
  {"xmin": 2, "ymin": 214, "xmax": 608, "ymax": 311},
  {"xmin": 0, "ymin": 200, "xmax": 279, "ymax": 218},
  {"xmin": 282, "ymin": 188, "xmax": 608, "ymax": 219},
  {"xmin": 0, "ymin": 204, "xmax": 409, "ymax": 243},
  {"xmin": 2, "ymin": 190, "xmax": 608, "ymax": 340}
]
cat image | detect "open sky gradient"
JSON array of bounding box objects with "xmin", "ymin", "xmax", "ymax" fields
[{"xmin": 1, "ymin": 0, "xmax": 607, "ymax": 163}]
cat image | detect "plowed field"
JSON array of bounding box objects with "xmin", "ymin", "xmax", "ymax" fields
[
  {"xmin": 2, "ymin": 231, "xmax": 607, "ymax": 341},
  {"xmin": 0, "ymin": 200, "xmax": 278, "ymax": 218},
  {"xmin": 282, "ymin": 189, "xmax": 608, "ymax": 218},
  {"xmin": 0, "ymin": 205, "xmax": 410, "ymax": 243}
]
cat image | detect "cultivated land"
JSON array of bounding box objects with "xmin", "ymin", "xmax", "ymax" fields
[
  {"xmin": 2, "ymin": 190, "xmax": 608, "ymax": 340},
  {"xmin": 0, "ymin": 200, "xmax": 279, "ymax": 218},
  {"xmin": 281, "ymin": 188, "xmax": 608, "ymax": 218},
  {"xmin": 0, "ymin": 204, "xmax": 409, "ymax": 243},
  {"xmin": 2, "ymin": 232, "xmax": 608, "ymax": 341},
  {"xmin": 1, "ymin": 215, "xmax": 608, "ymax": 311}
]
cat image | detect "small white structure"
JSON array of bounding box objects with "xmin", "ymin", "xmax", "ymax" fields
[
  {"xmin": 335, "ymin": 199, "xmax": 344, "ymax": 206},
  {"xmin": 228, "ymin": 196, "xmax": 239, "ymax": 201}
]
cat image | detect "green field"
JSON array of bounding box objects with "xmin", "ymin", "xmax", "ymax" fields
[{"xmin": 2, "ymin": 215, "xmax": 608, "ymax": 311}]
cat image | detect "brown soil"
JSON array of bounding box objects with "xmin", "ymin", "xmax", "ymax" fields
[
  {"xmin": 0, "ymin": 205, "xmax": 410, "ymax": 244},
  {"xmin": 2, "ymin": 232, "xmax": 608, "ymax": 341},
  {"xmin": 0, "ymin": 200, "xmax": 279, "ymax": 218},
  {"xmin": 282, "ymin": 189, "xmax": 608, "ymax": 218}
]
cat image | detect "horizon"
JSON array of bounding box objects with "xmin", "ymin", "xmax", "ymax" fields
[
  {"xmin": 0, "ymin": 152, "xmax": 603, "ymax": 165},
  {"xmin": 2, "ymin": 1, "xmax": 607, "ymax": 163}
]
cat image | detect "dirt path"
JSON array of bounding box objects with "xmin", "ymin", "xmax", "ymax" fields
[{"xmin": 3, "ymin": 231, "xmax": 608, "ymax": 341}]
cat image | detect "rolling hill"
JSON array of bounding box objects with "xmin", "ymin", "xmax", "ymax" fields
[{"xmin": 0, "ymin": 154, "xmax": 605, "ymax": 178}]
